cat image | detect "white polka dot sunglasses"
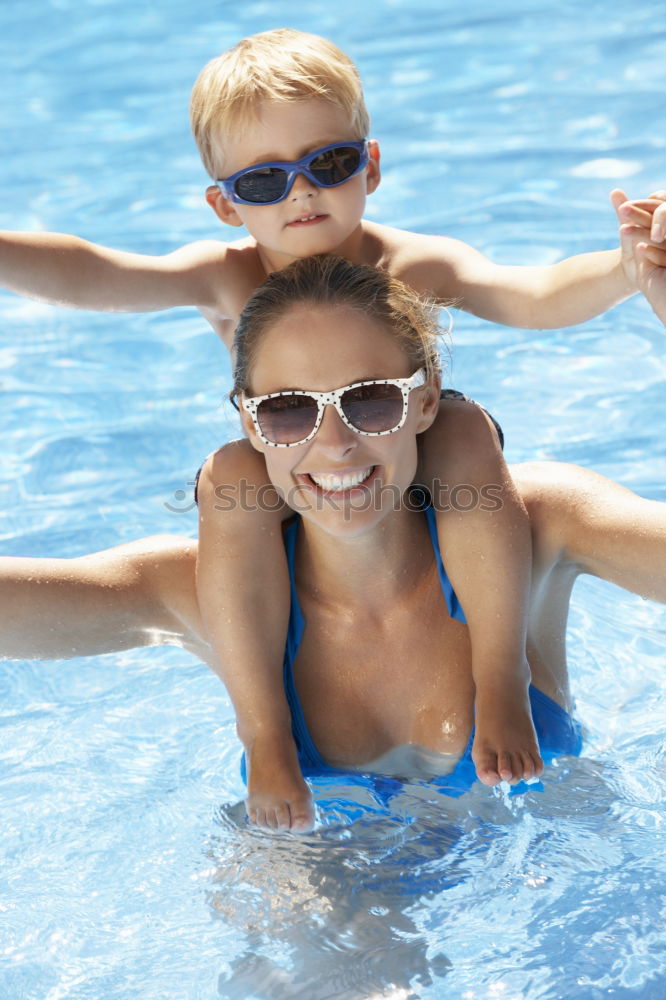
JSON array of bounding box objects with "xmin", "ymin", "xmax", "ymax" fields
[{"xmin": 240, "ymin": 369, "xmax": 427, "ymax": 447}]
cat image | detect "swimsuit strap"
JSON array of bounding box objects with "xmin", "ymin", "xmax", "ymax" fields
[{"xmin": 424, "ymin": 506, "xmax": 466, "ymax": 623}]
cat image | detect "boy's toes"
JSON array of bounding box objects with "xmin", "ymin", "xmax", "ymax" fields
[
  {"xmin": 272, "ymin": 801, "xmax": 294, "ymax": 831},
  {"xmin": 520, "ymin": 755, "xmax": 535, "ymax": 782},
  {"xmin": 473, "ymin": 749, "xmax": 502, "ymax": 786},
  {"xmin": 498, "ymin": 750, "xmax": 545, "ymax": 784},
  {"xmin": 497, "ymin": 751, "xmax": 517, "ymax": 783},
  {"xmin": 289, "ymin": 797, "xmax": 316, "ymax": 833},
  {"xmin": 520, "ymin": 750, "xmax": 544, "ymax": 782},
  {"xmin": 247, "ymin": 792, "xmax": 315, "ymax": 832},
  {"xmin": 248, "ymin": 805, "xmax": 267, "ymax": 829},
  {"xmin": 247, "ymin": 798, "xmax": 292, "ymax": 831},
  {"xmin": 474, "ymin": 745, "xmax": 548, "ymax": 786}
]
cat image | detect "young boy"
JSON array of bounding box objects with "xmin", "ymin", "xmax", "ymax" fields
[{"xmin": 1, "ymin": 29, "xmax": 663, "ymax": 832}]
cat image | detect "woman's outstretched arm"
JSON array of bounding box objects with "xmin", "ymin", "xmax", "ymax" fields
[
  {"xmin": 516, "ymin": 462, "xmax": 666, "ymax": 605},
  {"xmin": 0, "ymin": 534, "xmax": 205, "ymax": 661}
]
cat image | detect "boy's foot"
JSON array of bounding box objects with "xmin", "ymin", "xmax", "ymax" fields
[
  {"xmin": 471, "ymin": 683, "xmax": 544, "ymax": 786},
  {"xmin": 245, "ymin": 735, "xmax": 315, "ymax": 832}
]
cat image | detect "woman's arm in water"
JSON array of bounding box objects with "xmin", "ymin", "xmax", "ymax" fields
[
  {"xmin": 0, "ymin": 535, "xmax": 205, "ymax": 661},
  {"xmin": 516, "ymin": 461, "xmax": 666, "ymax": 606},
  {"xmin": 418, "ymin": 398, "xmax": 541, "ymax": 787}
]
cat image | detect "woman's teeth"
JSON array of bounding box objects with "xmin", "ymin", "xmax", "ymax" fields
[{"xmin": 309, "ymin": 467, "xmax": 374, "ymax": 492}]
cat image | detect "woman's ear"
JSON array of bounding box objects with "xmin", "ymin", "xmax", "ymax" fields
[
  {"xmin": 414, "ymin": 374, "xmax": 442, "ymax": 434},
  {"xmin": 366, "ymin": 140, "xmax": 381, "ymax": 195},
  {"xmin": 238, "ymin": 398, "xmax": 267, "ymax": 453},
  {"xmin": 205, "ymin": 186, "xmax": 245, "ymax": 228}
]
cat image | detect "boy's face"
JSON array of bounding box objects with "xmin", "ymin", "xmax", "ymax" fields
[{"xmin": 205, "ymin": 99, "xmax": 380, "ymax": 270}]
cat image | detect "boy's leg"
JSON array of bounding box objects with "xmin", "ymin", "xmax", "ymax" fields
[
  {"xmin": 196, "ymin": 440, "xmax": 314, "ymax": 832},
  {"xmin": 420, "ymin": 396, "xmax": 541, "ymax": 786},
  {"xmin": 0, "ymin": 534, "xmax": 207, "ymax": 662}
]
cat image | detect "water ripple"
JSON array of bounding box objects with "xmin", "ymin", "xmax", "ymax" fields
[{"xmin": 1, "ymin": 2, "xmax": 665, "ymax": 999}]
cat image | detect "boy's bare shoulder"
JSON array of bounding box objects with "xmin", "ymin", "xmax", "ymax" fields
[
  {"xmin": 171, "ymin": 235, "xmax": 264, "ymax": 302},
  {"xmin": 172, "ymin": 236, "xmax": 267, "ymax": 347},
  {"xmin": 361, "ymin": 220, "xmax": 482, "ymax": 301}
]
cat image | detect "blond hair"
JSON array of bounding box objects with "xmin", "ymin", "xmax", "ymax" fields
[
  {"xmin": 190, "ymin": 29, "xmax": 370, "ymax": 178},
  {"xmin": 231, "ymin": 255, "xmax": 446, "ymax": 404}
]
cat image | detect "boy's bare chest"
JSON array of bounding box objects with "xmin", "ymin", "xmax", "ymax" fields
[{"xmin": 292, "ymin": 588, "xmax": 474, "ymax": 768}]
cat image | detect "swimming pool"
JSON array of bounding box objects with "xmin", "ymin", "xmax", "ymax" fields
[{"xmin": 1, "ymin": 1, "xmax": 665, "ymax": 997}]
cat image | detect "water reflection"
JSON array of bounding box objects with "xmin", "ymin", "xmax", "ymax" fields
[
  {"xmin": 207, "ymin": 791, "xmax": 456, "ymax": 998},
  {"xmin": 201, "ymin": 753, "xmax": 665, "ymax": 998}
]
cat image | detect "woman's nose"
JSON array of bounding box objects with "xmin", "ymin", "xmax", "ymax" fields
[{"xmin": 313, "ymin": 403, "xmax": 358, "ymax": 454}]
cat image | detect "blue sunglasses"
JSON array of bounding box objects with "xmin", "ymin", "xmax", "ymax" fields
[{"xmin": 215, "ymin": 140, "xmax": 369, "ymax": 206}]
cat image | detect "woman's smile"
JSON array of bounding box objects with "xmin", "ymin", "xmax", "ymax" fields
[{"xmin": 300, "ymin": 464, "xmax": 378, "ymax": 496}]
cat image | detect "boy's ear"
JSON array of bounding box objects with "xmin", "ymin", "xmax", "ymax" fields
[
  {"xmin": 415, "ymin": 374, "xmax": 442, "ymax": 434},
  {"xmin": 205, "ymin": 186, "xmax": 245, "ymax": 228},
  {"xmin": 366, "ymin": 139, "xmax": 381, "ymax": 194}
]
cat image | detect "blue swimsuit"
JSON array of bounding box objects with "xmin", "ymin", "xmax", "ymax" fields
[{"xmin": 242, "ymin": 507, "xmax": 583, "ymax": 798}]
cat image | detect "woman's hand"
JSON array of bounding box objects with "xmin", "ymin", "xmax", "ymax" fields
[
  {"xmin": 612, "ymin": 189, "xmax": 666, "ymax": 324},
  {"xmin": 638, "ymin": 196, "xmax": 666, "ymax": 325}
]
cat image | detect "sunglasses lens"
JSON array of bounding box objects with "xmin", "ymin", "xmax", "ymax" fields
[
  {"xmin": 235, "ymin": 167, "xmax": 289, "ymax": 204},
  {"xmin": 309, "ymin": 146, "xmax": 362, "ymax": 186},
  {"xmin": 341, "ymin": 384, "xmax": 404, "ymax": 433},
  {"xmin": 257, "ymin": 394, "xmax": 319, "ymax": 444}
]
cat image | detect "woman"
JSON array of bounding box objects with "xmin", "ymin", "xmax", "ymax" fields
[{"xmin": 2, "ymin": 254, "xmax": 665, "ymax": 833}]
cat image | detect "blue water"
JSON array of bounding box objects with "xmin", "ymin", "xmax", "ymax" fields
[{"xmin": 1, "ymin": 1, "xmax": 665, "ymax": 998}]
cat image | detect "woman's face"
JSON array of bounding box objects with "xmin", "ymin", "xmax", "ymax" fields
[{"xmin": 240, "ymin": 302, "xmax": 440, "ymax": 537}]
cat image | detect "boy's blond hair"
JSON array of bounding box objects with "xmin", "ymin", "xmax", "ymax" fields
[{"xmin": 190, "ymin": 29, "xmax": 370, "ymax": 179}]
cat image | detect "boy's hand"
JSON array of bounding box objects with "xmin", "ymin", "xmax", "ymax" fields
[
  {"xmin": 611, "ymin": 188, "xmax": 666, "ymax": 324},
  {"xmin": 611, "ymin": 187, "xmax": 666, "ymax": 289}
]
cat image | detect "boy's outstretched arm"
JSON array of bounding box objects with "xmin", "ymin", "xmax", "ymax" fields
[
  {"xmin": 419, "ymin": 396, "xmax": 540, "ymax": 785},
  {"xmin": 195, "ymin": 440, "xmax": 314, "ymax": 832},
  {"xmin": 0, "ymin": 231, "xmax": 230, "ymax": 315},
  {"xmin": 454, "ymin": 244, "xmax": 634, "ymax": 330},
  {"xmin": 394, "ymin": 186, "xmax": 664, "ymax": 328}
]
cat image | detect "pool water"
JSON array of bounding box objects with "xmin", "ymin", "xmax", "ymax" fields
[{"xmin": 1, "ymin": 1, "xmax": 665, "ymax": 998}]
